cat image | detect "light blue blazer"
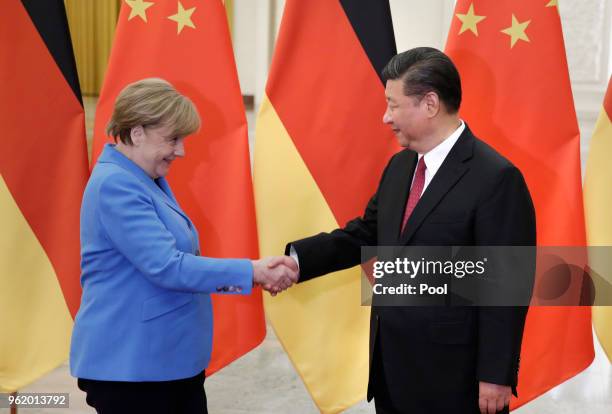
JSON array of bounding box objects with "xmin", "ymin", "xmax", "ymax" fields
[{"xmin": 70, "ymin": 144, "xmax": 253, "ymax": 381}]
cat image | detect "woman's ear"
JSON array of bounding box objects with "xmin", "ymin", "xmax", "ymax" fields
[{"xmin": 130, "ymin": 125, "xmax": 145, "ymax": 145}]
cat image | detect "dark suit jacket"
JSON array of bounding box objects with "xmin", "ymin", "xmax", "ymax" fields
[{"xmin": 288, "ymin": 126, "xmax": 536, "ymax": 413}]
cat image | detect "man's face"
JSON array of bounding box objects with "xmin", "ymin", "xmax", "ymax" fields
[{"xmin": 383, "ymin": 79, "xmax": 429, "ymax": 151}]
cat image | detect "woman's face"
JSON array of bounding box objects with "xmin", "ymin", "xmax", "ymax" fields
[{"xmin": 131, "ymin": 124, "xmax": 185, "ymax": 179}]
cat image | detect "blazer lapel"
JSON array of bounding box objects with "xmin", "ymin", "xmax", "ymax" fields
[
  {"xmin": 399, "ymin": 128, "xmax": 474, "ymax": 244},
  {"xmin": 388, "ymin": 151, "xmax": 418, "ymax": 241},
  {"xmin": 154, "ymin": 177, "xmax": 200, "ymax": 254},
  {"xmin": 154, "ymin": 177, "xmax": 192, "ymax": 225},
  {"xmin": 99, "ymin": 144, "xmax": 193, "ymax": 227}
]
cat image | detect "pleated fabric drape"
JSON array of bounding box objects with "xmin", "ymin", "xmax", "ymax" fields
[{"xmin": 64, "ymin": 0, "xmax": 120, "ymax": 95}]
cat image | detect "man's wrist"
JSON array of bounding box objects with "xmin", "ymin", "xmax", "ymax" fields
[{"xmin": 289, "ymin": 245, "xmax": 300, "ymax": 269}]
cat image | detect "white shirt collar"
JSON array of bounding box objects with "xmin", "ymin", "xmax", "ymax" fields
[
  {"xmin": 410, "ymin": 120, "xmax": 465, "ymax": 195},
  {"xmin": 420, "ymin": 120, "xmax": 465, "ymax": 179}
]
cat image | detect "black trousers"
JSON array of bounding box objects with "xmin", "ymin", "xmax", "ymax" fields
[
  {"xmin": 78, "ymin": 371, "xmax": 207, "ymax": 414},
  {"xmin": 370, "ymin": 341, "xmax": 509, "ymax": 414},
  {"xmin": 371, "ymin": 339, "xmax": 401, "ymax": 414}
]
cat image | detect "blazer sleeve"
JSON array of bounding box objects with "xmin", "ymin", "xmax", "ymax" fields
[
  {"xmin": 97, "ymin": 172, "xmax": 253, "ymax": 294},
  {"xmin": 286, "ymin": 155, "xmax": 396, "ymax": 282},
  {"xmin": 473, "ymin": 165, "xmax": 536, "ymax": 394}
]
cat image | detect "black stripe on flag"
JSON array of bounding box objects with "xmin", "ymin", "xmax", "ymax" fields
[
  {"xmin": 340, "ymin": 0, "xmax": 397, "ymax": 84},
  {"xmin": 21, "ymin": 0, "xmax": 82, "ymax": 105}
]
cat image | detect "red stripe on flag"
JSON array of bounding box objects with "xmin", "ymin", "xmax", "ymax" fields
[
  {"xmin": 0, "ymin": 0, "xmax": 88, "ymax": 317},
  {"xmin": 266, "ymin": 0, "xmax": 399, "ymax": 226}
]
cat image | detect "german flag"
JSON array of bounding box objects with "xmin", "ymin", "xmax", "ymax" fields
[
  {"xmin": 0, "ymin": 0, "xmax": 89, "ymax": 391},
  {"xmin": 92, "ymin": 0, "xmax": 264, "ymax": 374},
  {"xmin": 584, "ymin": 75, "xmax": 612, "ymax": 362},
  {"xmin": 445, "ymin": 0, "xmax": 594, "ymax": 408},
  {"xmin": 254, "ymin": 1, "xmax": 396, "ymax": 412}
]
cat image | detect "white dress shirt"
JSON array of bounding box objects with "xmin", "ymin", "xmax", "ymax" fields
[{"xmin": 414, "ymin": 120, "xmax": 465, "ymax": 195}]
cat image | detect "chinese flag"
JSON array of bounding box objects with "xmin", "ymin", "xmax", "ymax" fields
[
  {"xmin": 92, "ymin": 0, "xmax": 264, "ymax": 374},
  {"xmin": 584, "ymin": 75, "xmax": 612, "ymax": 362},
  {"xmin": 0, "ymin": 0, "xmax": 88, "ymax": 391},
  {"xmin": 254, "ymin": 0, "xmax": 397, "ymax": 412},
  {"xmin": 445, "ymin": 0, "xmax": 594, "ymax": 408}
]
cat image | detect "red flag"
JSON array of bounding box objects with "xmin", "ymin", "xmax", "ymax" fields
[
  {"xmin": 445, "ymin": 0, "xmax": 593, "ymax": 408},
  {"xmin": 92, "ymin": 0, "xmax": 263, "ymax": 374},
  {"xmin": 1, "ymin": 0, "xmax": 88, "ymax": 390}
]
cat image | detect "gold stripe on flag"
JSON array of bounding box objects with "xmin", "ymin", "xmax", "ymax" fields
[
  {"xmin": 584, "ymin": 83, "xmax": 612, "ymax": 362},
  {"xmin": 0, "ymin": 176, "xmax": 73, "ymax": 392},
  {"xmin": 254, "ymin": 95, "xmax": 370, "ymax": 413}
]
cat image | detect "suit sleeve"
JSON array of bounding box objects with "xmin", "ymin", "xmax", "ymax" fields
[
  {"xmin": 473, "ymin": 165, "xmax": 536, "ymax": 395},
  {"xmin": 286, "ymin": 156, "xmax": 396, "ymax": 282},
  {"xmin": 97, "ymin": 173, "xmax": 253, "ymax": 294}
]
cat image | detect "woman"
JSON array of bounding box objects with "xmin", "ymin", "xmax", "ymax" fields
[{"xmin": 70, "ymin": 78, "xmax": 296, "ymax": 413}]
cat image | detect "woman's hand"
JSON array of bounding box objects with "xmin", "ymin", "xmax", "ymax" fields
[{"xmin": 252, "ymin": 256, "xmax": 299, "ymax": 295}]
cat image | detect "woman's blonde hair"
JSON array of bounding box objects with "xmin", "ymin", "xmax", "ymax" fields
[{"xmin": 106, "ymin": 78, "xmax": 201, "ymax": 145}]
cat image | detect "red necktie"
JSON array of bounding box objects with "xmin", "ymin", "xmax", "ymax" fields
[{"xmin": 401, "ymin": 156, "xmax": 426, "ymax": 231}]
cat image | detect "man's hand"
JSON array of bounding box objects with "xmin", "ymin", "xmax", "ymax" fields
[
  {"xmin": 479, "ymin": 381, "xmax": 511, "ymax": 414},
  {"xmin": 252, "ymin": 256, "xmax": 299, "ymax": 295}
]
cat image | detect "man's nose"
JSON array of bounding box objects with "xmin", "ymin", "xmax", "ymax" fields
[{"xmin": 382, "ymin": 109, "xmax": 392, "ymax": 124}]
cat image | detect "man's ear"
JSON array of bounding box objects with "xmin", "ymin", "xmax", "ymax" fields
[
  {"xmin": 130, "ymin": 125, "xmax": 145, "ymax": 145},
  {"xmin": 422, "ymin": 92, "xmax": 440, "ymax": 118}
]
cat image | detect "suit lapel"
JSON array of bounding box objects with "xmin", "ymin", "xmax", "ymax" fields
[
  {"xmin": 399, "ymin": 128, "xmax": 474, "ymax": 244},
  {"xmin": 388, "ymin": 151, "xmax": 418, "ymax": 241}
]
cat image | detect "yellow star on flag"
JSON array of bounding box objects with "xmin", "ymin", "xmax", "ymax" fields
[
  {"xmin": 456, "ymin": 3, "xmax": 486, "ymax": 36},
  {"xmin": 125, "ymin": 0, "xmax": 154, "ymax": 22},
  {"xmin": 546, "ymin": 0, "xmax": 558, "ymax": 7},
  {"xmin": 168, "ymin": 1, "xmax": 196, "ymax": 34},
  {"xmin": 501, "ymin": 14, "xmax": 531, "ymax": 48}
]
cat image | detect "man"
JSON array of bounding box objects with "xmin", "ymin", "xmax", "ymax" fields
[{"xmin": 279, "ymin": 48, "xmax": 536, "ymax": 413}]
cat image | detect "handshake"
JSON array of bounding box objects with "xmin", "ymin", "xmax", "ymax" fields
[{"xmin": 252, "ymin": 256, "xmax": 299, "ymax": 296}]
